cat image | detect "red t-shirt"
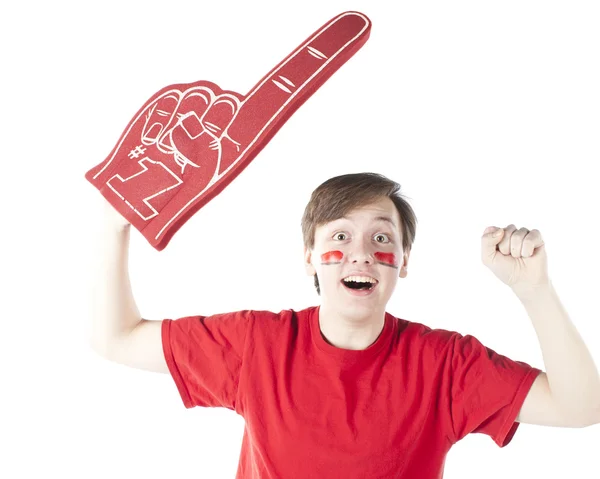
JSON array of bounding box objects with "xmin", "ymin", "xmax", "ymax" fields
[{"xmin": 162, "ymin": 306, "xmax": 541, "ymax": 478}]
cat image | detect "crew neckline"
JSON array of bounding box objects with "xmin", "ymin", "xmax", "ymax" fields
[{"xmin": 310, "ymin": 305, "xmax": 394, "ymax": 360}]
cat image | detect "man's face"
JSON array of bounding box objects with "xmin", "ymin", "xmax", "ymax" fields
[{"xmin": 304, "ymin": 197, "xmax": 409, "ymax": 317}]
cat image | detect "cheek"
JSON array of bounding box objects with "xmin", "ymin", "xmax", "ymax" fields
[
  {"xmin": 374, "ymin": 252, "xmax": 399, "ymax": 268},
  {"xmin": 321, "ymin": 250, "xmax": 344, "ymax": 265}
]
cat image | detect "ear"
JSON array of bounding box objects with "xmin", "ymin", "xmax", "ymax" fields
[
  {"xmin": 399, "ymin": 249, "xmax": 410, "ymax": 279},
  {"xmin": 304, "ymin": 246, "xmax": 316, "ymax": 276}
]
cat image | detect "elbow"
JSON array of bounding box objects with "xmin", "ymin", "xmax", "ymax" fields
[
  {"xmin": 590, "ymin": 403, "xmax": 600, "ymax": 427},
  {"xmin": 569, "ymin": 407, "xmax": 600, "ymax": 428},
  {"xmin": 89, "ymin": 337, "xmax": 109, "ymax": 360},
  {"xmin": 582, "ymin": 398, "xmax": 600, "ymax": 427},
  {"xmin": 89, "ymin": 335, "xmax": 118, "ymax": 361}
]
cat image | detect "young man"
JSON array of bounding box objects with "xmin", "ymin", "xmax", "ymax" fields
[{"xmin": 91, "ymin": 172, "xmax": 600, "ymax": 478}]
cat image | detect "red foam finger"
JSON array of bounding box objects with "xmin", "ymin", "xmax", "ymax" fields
[
  {"xmin": 85, "ymin": 12, "xmax": 371, "ymax": 250},
  {"xmin": 156, "ymin": 88, "xmax": 213, "ymax": 153},
  {"xmin": 228, "ymin": 12, "xmax": 371, "ymax": 144},
  {"xmin": 142, "ymin": 93, "xmax": 180, "ymax": 144}
]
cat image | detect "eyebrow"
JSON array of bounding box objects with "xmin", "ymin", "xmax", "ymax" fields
[
  {"xmin": 373, "ymin": 216, "xmax": 397, "ymax": 228},
  {"xmin": 337, "ymin": 215, "xmax": 397, "ymax": 228}
]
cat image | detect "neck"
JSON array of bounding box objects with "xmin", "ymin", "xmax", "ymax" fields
[{"xmin": 318, "ymin": 303, "xmax": 386, "ymax": 350}]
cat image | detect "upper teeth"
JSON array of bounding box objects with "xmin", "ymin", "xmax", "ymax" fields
[{"xmin": 343, "ymin": 276, "xmax": 377, "ymax": 283}]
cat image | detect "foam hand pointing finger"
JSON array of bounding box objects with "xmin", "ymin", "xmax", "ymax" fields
[
  {"xmin": 85, "ymin": 12, "xmax": 371, "ymax": 251},
  {"xmin": 481, "ymin": 224, "xmax": 550, "ymax": 292}
]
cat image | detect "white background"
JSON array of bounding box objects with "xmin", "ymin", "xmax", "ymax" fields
[{"xmin": 2, "ymin": 1, "xmax": 599, "ymax": 478}]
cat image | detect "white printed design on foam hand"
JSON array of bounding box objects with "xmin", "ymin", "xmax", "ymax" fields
[
  {"xmin": 101, "ymin": 86, "xmax": 245, "ymax": 222},
  {"xmin": 143, "ymin": 88, "xmax": 241, "ymax": 175},
  {"xmin": 107, "ymin": 158, "xmax": 183, "ymax": 221},
  {"xmin": 94, "ymin": 12, "xmax": 370, "ymax": 238}
]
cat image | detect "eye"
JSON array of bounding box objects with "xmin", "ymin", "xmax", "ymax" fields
[
  {"xmin": 333, "ymin": 232, "xmax": 347, "ymax": 241},
  {"xmin": 374, "ymin": 233, "xmax": 390, "ymax": 243}
]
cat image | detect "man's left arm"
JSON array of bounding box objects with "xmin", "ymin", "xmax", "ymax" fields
[
  {"xmin": 481, "ymin": 224, "xmax": 600, "ymax": 428},
  {"xmin": 513, "ymin": 282, "xmax": 600, "ymax": 427}
]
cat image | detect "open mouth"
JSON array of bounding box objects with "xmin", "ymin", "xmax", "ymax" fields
[{"xmin": 341, "ymin": 277, "xmax": 378, "ymax": 292}]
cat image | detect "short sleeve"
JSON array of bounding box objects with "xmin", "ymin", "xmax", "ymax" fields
[
  {"xmin": 161, "ymin": 310, "xmax": 252, "ymax": 411},
  {"xmin": 447, "ymin": 333, "xmax": 542, "ymax": 447}
]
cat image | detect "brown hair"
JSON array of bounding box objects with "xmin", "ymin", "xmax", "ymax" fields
[{"xmin": 301, "ymin": 172, "xmax": 417, "ymax": 294}]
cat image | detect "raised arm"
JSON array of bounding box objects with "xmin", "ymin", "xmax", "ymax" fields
[{"xmin": 89, "ymin": 198, "xmax": 168, "ymax": 373}]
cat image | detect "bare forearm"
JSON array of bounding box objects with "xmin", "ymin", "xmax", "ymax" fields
[
  {"xmin": 514, "ymin": 282, "xmax": 600, "ymax": 421},
  {"xmin": 90, "ymin": 202, "xmax": 142, "ymax": 356}
]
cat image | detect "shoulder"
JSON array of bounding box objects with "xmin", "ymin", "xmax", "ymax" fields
[
  {"xmin": 246, "ymin": 306, "xmax": 315, "ymax": 321},
  {"xmin": 248, "ymin": 306, "xmax": 317, "ymax": 330},
  {"xmin": 170, "ymin": 306, "xmax": 316, "ymax": 331},
  {"xmin": 394, "ymin": 315, "xmax": 514, "ymax": 370},
  {"xmin": 389, "ymin": 313, "xmax": 468, "ymax": 355},
  {"xmin": 391, "ymin": 313, "xmax": 458, "ymax": 342}
]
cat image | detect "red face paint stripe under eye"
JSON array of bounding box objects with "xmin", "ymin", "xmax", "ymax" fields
[
  {"xmin": 321, "ymin": 250, "xmax": 343, "ymax": 264},
  {"xmin": 374, "ymin": 252, "xmax": 398, "ymax": 268}
]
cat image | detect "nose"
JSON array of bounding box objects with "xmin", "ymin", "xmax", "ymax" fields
[{"xmin": 348, "ymin": 238, "xmax": 374, "ymax": 264}]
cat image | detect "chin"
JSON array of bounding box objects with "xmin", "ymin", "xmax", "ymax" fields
[{"xmin": 321, "ymin": 284, "xmax": 390, "ymax": 314}]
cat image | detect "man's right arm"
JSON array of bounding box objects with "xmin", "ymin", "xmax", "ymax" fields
[{"xmin": 89, "ymin": 198, "xmax": 168, "ymax": 374}]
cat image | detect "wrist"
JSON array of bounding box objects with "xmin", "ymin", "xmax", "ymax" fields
[{"xmin": 102, "ymin": 200, "xmax": 131, "ymax": 231}]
